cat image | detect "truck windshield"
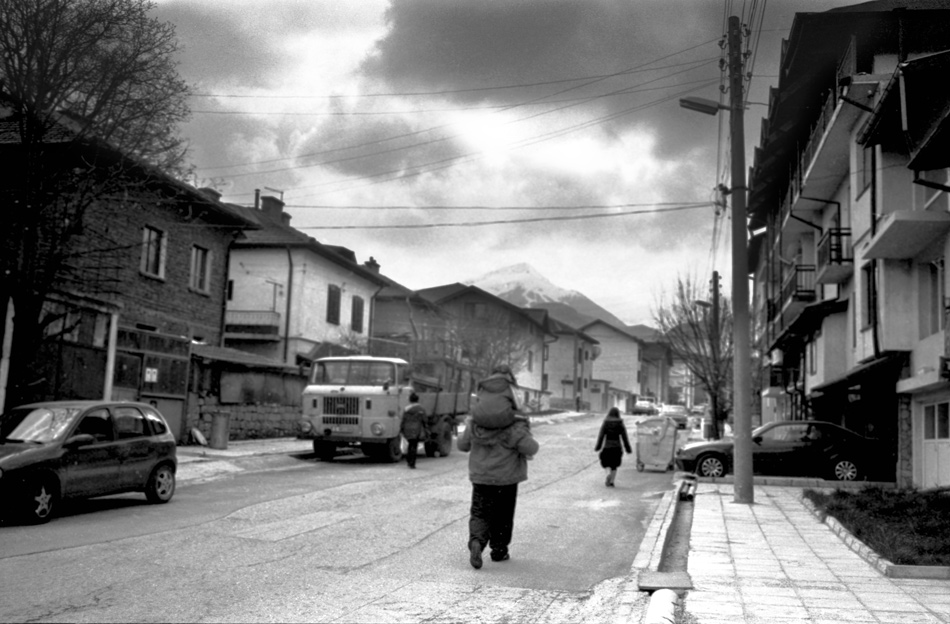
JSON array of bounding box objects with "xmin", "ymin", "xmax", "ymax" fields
[{"xmin": 312, "ymin": 361, "xmax": 396, "ymax": 386}]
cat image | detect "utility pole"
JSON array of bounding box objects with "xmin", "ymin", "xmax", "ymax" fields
[
  {"xmin": 727, "ymin": 15, "xmax": 753, "ymax": 504},
  {"xmin": 710, "ymin": 270, "xmax": 721, "ymax": 439},
  {"xmin": 678, "ymin": 16, "xmax": 753, "ymax": 503}
]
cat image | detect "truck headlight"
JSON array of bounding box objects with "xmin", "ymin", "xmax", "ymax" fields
[
  {"xmin": 299, "ymin": 420, "xmax": 312, "ymax": 434},
  {"xmin": 370, "ymin": 422, "xmax": 385, "ymax": 436}
]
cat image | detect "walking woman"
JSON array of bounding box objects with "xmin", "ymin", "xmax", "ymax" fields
[{"xmin": 595, "ymin": 407, "xmax": 632, "ymax": 487}]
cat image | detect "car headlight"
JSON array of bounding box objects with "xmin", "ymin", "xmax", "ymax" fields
[{"xmin": 370, "ymin": 422, "xmax": 385, "ymax": 436}]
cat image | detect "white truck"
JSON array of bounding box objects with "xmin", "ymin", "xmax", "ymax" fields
[{"xmin": 297, "ymin": 356, "xmax": 472, "ymax": 462}]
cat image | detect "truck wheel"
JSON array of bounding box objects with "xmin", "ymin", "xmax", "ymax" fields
[
  {"xmin": 313, "ymin": 441, "xmax": 336, "ymax": 461},
  {"xmin": 384, "ymin": 436, "xmax": 403, "ymax": 463},
  {"xmin": 424, "ymin": 441, "xmax": 438, "ymax": 458}
]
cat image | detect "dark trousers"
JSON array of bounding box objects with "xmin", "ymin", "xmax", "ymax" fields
[
  {"xmin": 405, "ymin": 438, "xmax": 419, "ymax": 467},
  {"xmin": 469, "ymin": 483, "xmax": 518, "ymax": 555}
]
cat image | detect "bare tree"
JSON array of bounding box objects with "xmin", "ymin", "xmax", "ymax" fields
[
  {"xmin": 654, "ymin": 274, "xmax": 733, "ymax": 439},
  {"xmin": 449, "ymin": 309, "xmax": 534, "ymax": 381},
  {"xmin": 0, "ymin": 0, "xmax": 192, "ymax": 405}
]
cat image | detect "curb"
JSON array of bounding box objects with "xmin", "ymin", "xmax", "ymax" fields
[
  {"xmin": 631, "ymin": 489, "xmax": 682, "ymax": 624},
  {"xmin": 800, "ymin": 492, "xmax": 950, "ymax": 580}
]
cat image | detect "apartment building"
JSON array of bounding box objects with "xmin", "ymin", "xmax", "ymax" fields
[{"xmin": 748, "ymin": 3, "xmax": 950, "ymax": 488}]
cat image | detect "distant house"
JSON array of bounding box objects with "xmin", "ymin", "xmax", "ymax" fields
[
  {"xmin": 0, "ymin": 110, "xmax": 256, "ymax": 440},
  {"xmin": 224, "ymin": 195, "xmax": 387, "ymax": 367},
  {"xmin": 580, "ymin": 320, "xmax": 645, "ymax": 413},
  {"xmin": 416, "ymin": 283, "xmax": 554, "ymax": 409},
  {"xmin": 544, "ymin": 317, "xmax": 599, "ymax": 411},
  {"xmin": 627, "ymin": 324, "xmax": 673, "ymax": 405},
  {"xmin": 368, "ymin": 274, "xmax": 477, "ymax": 394}
]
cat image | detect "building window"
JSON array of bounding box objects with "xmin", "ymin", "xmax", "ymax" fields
[
  {"xmin": 577, "ymin": 348, "xmax": 583, "ymax": 363},
  {"xmin": 327, "ymin": 285, "xmax": 341, "ymax": 325},
  {"xmin": 543, "ymin": 345, "xmax": 549, "ymax": 361},
  {"xmin": 808, "ymin": 340, "xmax": 817, "ymax": 375},
  {"xmin": 924, "ymin": 402, "xmax": 950, "ymax": 440},
  {"xmin": 919, "ymin": 259, "xmax": 945, "ymax": 338},
  {"xmin": 542, "ymin": 374, "xmax": 548, "ymax": 391},
  {"xmin": 190, "ymin": 245, "xmax": 211, "ymax": 293},
  {"xmin": 527, "ymin": 350, "xmax": 533, "ymax": 372},
  {"xmin": 464, "ymin": 302, "xmax": 488, "ymax": 319},
  {"xmin": 227, "ymin": 280, "xmax": 234, "ymax": 301},
  {"xmin": 857, "ymin": 145, "xmax": 873, "ymax": 196},
  {"xmin": 351, "ymin": 296, "xmax": 364, "ymax": 333},
  {"xmin": 141, "ymin": 226, "xmax": 166, "ymax": 279}
]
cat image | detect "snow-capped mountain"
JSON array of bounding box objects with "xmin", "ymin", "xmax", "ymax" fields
[{"xmin": 466, "ymin": 263, "xmax": 629, "ymax": 330}]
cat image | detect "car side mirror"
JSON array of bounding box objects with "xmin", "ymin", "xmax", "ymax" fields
[
  {"xmin": 65, "ymin": 433, "xmax": 96, "ymax": 448},
  {"xmin": 752, "ymin": 435, "xmax": 762, "ymax": 445}
]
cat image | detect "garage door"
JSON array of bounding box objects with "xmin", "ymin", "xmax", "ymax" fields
[{"xmin": 923, "ymin": 402, "xmax": 950, "ymax": 488}]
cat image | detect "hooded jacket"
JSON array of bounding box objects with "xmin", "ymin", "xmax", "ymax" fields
[
  {"xmin": 470, "ymin": 373, "xmax": 519, "ymax": 429},
  {"xmin": 457, "ymin": 416, "xmax": 539, "ymax": 485}
]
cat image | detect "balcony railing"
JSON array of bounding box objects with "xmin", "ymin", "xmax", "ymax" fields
[
  {"xmin": 224, "ymin": 310, "xmax": 281, "ymax": 340},
  {"xmin": 781, "ymin": 265, "xmax": 817, "ymax": 310},
  {"xmin": 816, "ymin": 228, "xmax": 853, "ymax": 283}
]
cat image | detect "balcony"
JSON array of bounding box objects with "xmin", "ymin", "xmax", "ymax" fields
[
  {"xmin": 864, "ymin": 211, "xmax": 950, "ymax": 259},
  {"xmin": 780, "ymin": 265, "xmax": 816, "ymax": 321},
  {"xmin": 816, "ymin": 228, "xmax": 853, "ymax": 284},
  {"xmin": 224, "ymin": 310, "xmax": 281, "ymax": 342}
]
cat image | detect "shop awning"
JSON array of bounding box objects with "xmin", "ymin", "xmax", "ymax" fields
[{"xmin": 809, "ymin": 351, "xmax": 907, "ymax": 397}]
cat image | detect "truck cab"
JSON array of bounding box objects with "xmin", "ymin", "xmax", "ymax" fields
[{"xmin": 298, "ymin": 356, "xmax": 467, "ymax": 462}]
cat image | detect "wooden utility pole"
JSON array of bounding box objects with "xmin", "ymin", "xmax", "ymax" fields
[{"xmin": 728, "ymin": 15, "xmax": 754, "ymax": 504}]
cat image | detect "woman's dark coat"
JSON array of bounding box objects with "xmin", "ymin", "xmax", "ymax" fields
[{"xmin": 595, "ymin": 413, "xmax": 632, "ymax": 469}]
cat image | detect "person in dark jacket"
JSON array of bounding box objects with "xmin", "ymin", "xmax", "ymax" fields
[
  {"xmin": 595, "ymin": 407, "xmax": 632, "ymax": 487},
  {"xmin": 457, "ymin": 410, "xmax": 539, "ymax": 569},
  {"xmin": 401, "ymin": 393, "xmax": 428, "ymax": 469}
]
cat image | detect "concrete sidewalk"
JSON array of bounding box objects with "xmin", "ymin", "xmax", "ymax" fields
[{"xmin": 681, "ymin": 483, "xmax": 950, "ymax": 623}]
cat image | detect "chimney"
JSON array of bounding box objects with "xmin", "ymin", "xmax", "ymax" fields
[
  {"xmin": 363, "ymin": 256, "xmax": 380, "ymax": 273},
  {"xmin": 260, "ymin": 195, "xmax": 290, "ymax": 225}
]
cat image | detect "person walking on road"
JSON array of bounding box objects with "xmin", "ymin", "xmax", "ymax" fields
[
  {"xmin": 401, "ymin": 393, "xmax": 428, "ymax": 469},
  {"xmin": 457, "ymin": 381, "xmax": 539, "ymax": 569},
  {"xmin": 595, "ymin": 407, "xmax": 632, "ymax": 487}
]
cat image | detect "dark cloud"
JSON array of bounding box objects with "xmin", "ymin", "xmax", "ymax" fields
[
  {"xmin": 359, "ymin": 0, "xmax": 723, "ymax": 159},
  {"xmin": 155, "ymin": 2, "xmax": 314, "ymax": 87}
]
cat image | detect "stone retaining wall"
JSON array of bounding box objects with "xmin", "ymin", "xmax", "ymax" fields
[{"xmin": 186, "ymin": 394, "xmax": 301, "ymax": 441}]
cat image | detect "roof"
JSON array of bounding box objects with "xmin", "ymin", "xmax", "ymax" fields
[
  {"xmin": 578, "ymin": 318, "xmax": 645, "ymax": 345},
  {"xmin": 228, "ymin": 203, "xmax": 387, "ymax": 286},
  {"xmin": 770, "ymin": 298, "xmax": 850, "ymax": 353},
  {"xmin": 0, "ymin": 111, "xmax": 256, "ymax": 230},
  {"xmin": 416, "ymin": 283, "xmax": 552, "ymax": 334},
  {"xmin": 547, "ymin": 316, "xmax": 598, "ymax": 344}
]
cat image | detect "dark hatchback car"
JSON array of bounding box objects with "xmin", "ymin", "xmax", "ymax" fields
[
  {"xmin": 0, "ymin": 400, "xmax": 177, "ymax": 523},
  {"xmin": 674, "ymin": 420, "xmax": 888, "ymax": 481}
]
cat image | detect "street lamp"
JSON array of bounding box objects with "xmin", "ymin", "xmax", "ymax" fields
[{"xmin": 678, "ymin": 15, "xmax": 753, "ymax": 504}]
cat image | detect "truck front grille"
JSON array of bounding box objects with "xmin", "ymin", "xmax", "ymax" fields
[
  {"xmin": 323, "ymin": 396, "xmax": 360, "ymax": 416},
  {"xmin": 322, "ymin": 415, "xmax": 359, "ymax": 426}
]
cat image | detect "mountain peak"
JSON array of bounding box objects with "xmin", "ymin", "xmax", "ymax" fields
[{"xmin": 466, "ymin": 263, "xmax": 629, "ymax": 329}]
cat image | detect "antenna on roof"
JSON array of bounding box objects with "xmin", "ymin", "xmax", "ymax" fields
[{"xmin": 264, "ymin": 186, "xmax": 284, "ymax": 201}]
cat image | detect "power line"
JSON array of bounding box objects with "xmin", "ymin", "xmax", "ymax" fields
[
  {"xmin": 273, "ymin": 201, "xmax": 709, "ymax": 210},
  {"xmin": 295, "ymin": 203, "xmax": 712, "ymax": 230}
]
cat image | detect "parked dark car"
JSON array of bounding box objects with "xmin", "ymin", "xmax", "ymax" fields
[
  {"xmin": 674, "ymin": 420, "xmax": 887, "ymax": 481},
  {"xmin": 0, "ymin": 400, "xmax": 177, "ymax": 523}
]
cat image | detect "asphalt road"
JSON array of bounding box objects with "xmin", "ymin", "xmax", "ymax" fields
[{"xmin": 0, "ymin": 414, "xmax": 671, "ymax": 623}]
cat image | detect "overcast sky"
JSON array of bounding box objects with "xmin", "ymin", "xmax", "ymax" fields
[{"xmin": 154, "ymin": 0, "xmax": 859, "ymax": 325}]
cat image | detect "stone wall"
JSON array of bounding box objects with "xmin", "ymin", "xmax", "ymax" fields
[{"xmin": 188, "ymin": 394, "xmax": 302, "ymax": 441}]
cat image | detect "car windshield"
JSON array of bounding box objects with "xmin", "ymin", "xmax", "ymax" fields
[{"xmin": 0, "ymin": 406, "xmax": 83, "ymax": 443}]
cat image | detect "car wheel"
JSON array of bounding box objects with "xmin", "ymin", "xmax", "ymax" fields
[
  {"xmin": 832, "ymin": 459, "xmax": 859, "ymax": 481},
  {"xmin": 697, "ymin": 454, "xmax": 726, "ymax": 478},
  {"xmin": 23, "ymin": 476, "xmax": 59, "ymax": 524},
  {"xmin": 145, "ymin": 464, "xmax": 176, "ymax": 503}
]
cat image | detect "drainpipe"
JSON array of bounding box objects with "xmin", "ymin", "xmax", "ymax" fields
[
  {"xmin": 102, "ymin": 311, "xmax": 119, "ymax": 400},
  {"xmin": 870, "ymin": 147, "xmax": 881, "ymax": 358},
  {"xmin": 283, "ymin": 247, "xmax": 294, "ymax": 364}
]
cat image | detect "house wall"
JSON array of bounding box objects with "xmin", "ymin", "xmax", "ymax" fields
[
  {"xmin": 227, "ymin": 247, "xmax": 379, "ymax": 365},
  {"xmin": 545, "ymin": 332, "xmax": 594, "ymax": 409},
  {"xmin": 585, "ymin": 323, "xmax": 640, "ymax": 396},
  {"xmin": 87, "ymin": 196, "xmax": 235, "ymax": 343}
]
